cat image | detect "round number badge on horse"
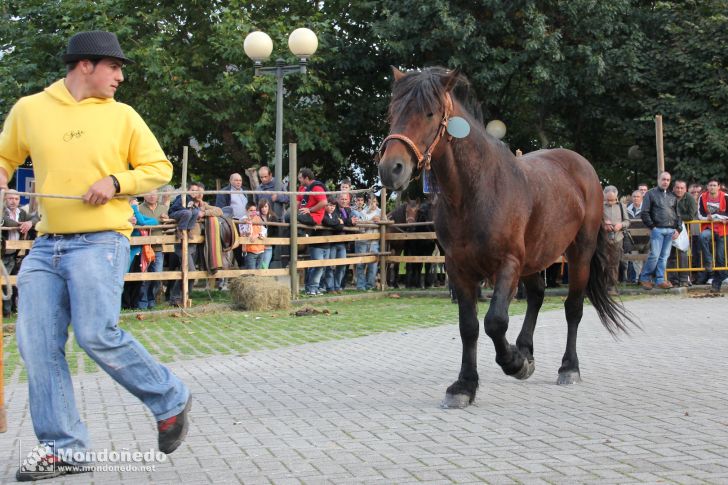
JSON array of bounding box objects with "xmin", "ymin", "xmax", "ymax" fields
[{"xmin": 447, "ymin": 117, "xmax": 470, "ymax": 138}]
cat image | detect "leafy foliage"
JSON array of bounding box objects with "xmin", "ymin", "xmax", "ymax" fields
[
  {"xmin": 635, "ymin": 0, "xmax": 728, "ymax": 184},
  {"xmin": 1, "ymin": 0, "xmax": 725, "ymax": 193}
]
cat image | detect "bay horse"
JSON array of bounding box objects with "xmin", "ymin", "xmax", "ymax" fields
[{"xmin": 377, "ymin": 66, "xmax": 634, "ymax": 408}]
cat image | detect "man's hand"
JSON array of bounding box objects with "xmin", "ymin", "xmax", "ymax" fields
[
  {"xmin": 18, "ymin": 221, "xmax": 33, "ymax": 235},
  {"xmin": 0, "ymin": 168, "xmax": 8, "ymax": 190},
  {"xmin": 672, "ymin": 230, "xmax": 680, "ymax": 240},
  {"xmin": 83, "ymin": 176, "xmax": 116, "ymax": 205},
  {"xmin": 299, "ymin": 207, "xmax": 310, "ymax": 215}
]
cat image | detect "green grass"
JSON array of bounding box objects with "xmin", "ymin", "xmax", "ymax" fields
[{"xmin": 0, "ymin": 292, "xmax": 575, "ymax": 381}]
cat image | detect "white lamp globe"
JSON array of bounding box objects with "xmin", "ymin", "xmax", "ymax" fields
[
  {"xmin": 288, "ymin": 28, "xmax": 318, "ymax": 58},
  {"xmin": 244, "ymin": 31, "xmax": 273, "ymax": 62},
  {"xmin": 485, "ymin": 119, "xmax": 507, "ymax": 139}
]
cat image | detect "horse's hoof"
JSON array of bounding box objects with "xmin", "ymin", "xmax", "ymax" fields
[
  {"xmin": 441, "ymin": 393, "xmax": 472, "ymax": 409},
  {"xmin": 512, "ymin": 358, "xmax": 535, "ymax": 380},
  {"xmin": 556, "ymin": 370, "xmax": 581, "ymax": 385}
]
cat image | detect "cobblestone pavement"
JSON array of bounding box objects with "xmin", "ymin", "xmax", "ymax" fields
[{"xmin": 2, "ymin": 295, "xmax": 728, "ymax": 484}]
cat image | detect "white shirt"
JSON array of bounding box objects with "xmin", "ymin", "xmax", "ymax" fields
[
  {"xmin": 5, "ymin": 207, "xmax": 21, "ymax": 241},
  {"xmin": 361, "ymin": 205, "xmax": 381, "ymax": 234}
]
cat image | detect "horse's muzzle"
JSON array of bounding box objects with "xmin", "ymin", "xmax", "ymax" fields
[{"xmin": 378, "ymin": 156, "xmax": 412, "ymax": 192}]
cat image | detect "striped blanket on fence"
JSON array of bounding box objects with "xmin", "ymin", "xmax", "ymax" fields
[
  {"xmin": 204, "ymin": 216, "xmax": 225, "ymax": 273},
  {"xmin": 204, "ymin": 216, "xmax": 239, "ymax": 273}
]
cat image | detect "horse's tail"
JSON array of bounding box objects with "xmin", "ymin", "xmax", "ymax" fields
[{"xmin": 585, "ymin": 228, "xmax": 639, "ymax": 336}]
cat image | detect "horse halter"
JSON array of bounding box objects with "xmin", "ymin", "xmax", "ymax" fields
[{"xmin": 378, "ymin": 92, "xmax": 454, "ymax": 172}]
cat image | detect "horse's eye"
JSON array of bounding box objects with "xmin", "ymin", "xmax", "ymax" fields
[{"xmin": 426, "ymin": 112, "xmax": 434, "ymax": 118}]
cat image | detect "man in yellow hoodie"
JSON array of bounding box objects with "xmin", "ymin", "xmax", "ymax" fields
[{"xmin": 0, "ymin": 31, "xmax": 191, "ymax": 481}]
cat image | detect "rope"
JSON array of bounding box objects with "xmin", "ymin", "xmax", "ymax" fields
[{"xmin": 8, "ymin": 185, "xmax": 379, "ymax": 201}]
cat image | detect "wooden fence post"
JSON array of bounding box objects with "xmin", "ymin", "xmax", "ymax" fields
[
  {"xmin": 289, "ymin": 143, "xmax": 299, "ymax": 297},
  {"xmin": 655, "ymin": 114, "xmax": 665, "ymax": 178},
  {"xmin": 379, "ymin": 188, "xmax": 387, "ymax": 291},
  {"xmin": 181, "ymin": 146, "xmax": 190, "ymax": 307}
]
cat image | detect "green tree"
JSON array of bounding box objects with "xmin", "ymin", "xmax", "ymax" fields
[
  {"xmin": 2, "ymin": 0, "xmax": 724, "ymax": 193},
  {"xmin": 635, "ymin": 0, "xmax": 728, "ymax": 184},
  {"xmin": 0, "ymin": 0, "xmax": 335, "ymax": 187}
]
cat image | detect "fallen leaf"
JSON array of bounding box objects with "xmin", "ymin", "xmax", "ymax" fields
[{"xmin": 135, "ymin": 313, "xmax": 145, "ymax": 321}]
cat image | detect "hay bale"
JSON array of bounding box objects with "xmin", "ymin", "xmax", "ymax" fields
[{"xmin": 229, "ymin": 275, "xmax": 291, "ymax": 311}]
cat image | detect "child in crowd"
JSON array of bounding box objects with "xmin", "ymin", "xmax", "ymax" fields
[{"xmin": 244, "ymin": 202, "xmax": 266, "ymax": 269}]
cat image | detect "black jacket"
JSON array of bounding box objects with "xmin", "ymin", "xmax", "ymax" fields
[
  {"xmin": 319, "ymin": 211, "xmax": 344, "ymax": 236},
  {"xmin": 641, "ymin": 187, "xmax": 681, "ymax": 229}
]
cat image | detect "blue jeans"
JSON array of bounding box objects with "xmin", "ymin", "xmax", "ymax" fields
[
  {"xmin": 640, "ymin": 227, "xmax": 676, "ymax": 284},
  {"xmin": 169, "ymin": 208, "xmax": 199, "ymax": 230},
  {"xmin": 324, "ymin": 243, "xmax": 347, "ymax": 291},
  {"xmin": 261, "ymin": 247, "xmax": 273, "ymax": 269},
  {"xmin": 137, "ymin": 250, "xmax": 164, "ymax": 309},
  {"xmin": 245, "ymin": 251, "xmax": 265, "ymax": 269},
  {"xmin": 305, "ymin": 244, "xmax": 330, "ymax": 293},
  {"xmin": 700, "ymin": 229, "xmax": 727, "ymax": 286},
  {"xmin": 355, "ymin": 240, "xmax": 379, "ymax": 290},
  {"xmin": 16, "ymin": 232, "xmax": 189, "ymax": 459}
]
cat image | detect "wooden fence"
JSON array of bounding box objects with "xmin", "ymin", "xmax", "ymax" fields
[
  {"xmin": 2, "ymin": 218, "xmax": 725, "ymax": 307},
  {"xmin": 0, "ymin": 209, "xmax": 438, "ymax": 307}
]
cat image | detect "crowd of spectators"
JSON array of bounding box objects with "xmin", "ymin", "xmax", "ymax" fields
[
  {"xmin": 4, "ymin": 166, "xmax": 725, "ymax": 313},
  {"xmin": 603, "ymin": 174, "xmax": 727, "ymax": 294},
  {"xmin": 120, "ymin": 166, "xmax": 387, "ymax": 304}
]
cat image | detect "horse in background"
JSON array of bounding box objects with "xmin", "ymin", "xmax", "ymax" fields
[
  {"xmin": 386, "ymin": 199, "xmax": 420, "ymax": 288},
  {"xmin": 378, "ymin": 66, "xmax": 635, "ymax": 409},
  {"xmin": 404, "ymin": 200, "xmax": 437, "ymax": 289}
]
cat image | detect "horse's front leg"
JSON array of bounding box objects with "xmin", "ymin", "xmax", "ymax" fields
[
  {"xmin": 486, "ymin": 263, "xmax": 535, "ymax": 380},
  {"xmin": 515, "ymin": 273, "xmax": 546, "ymax": 366},
  {"xmin": 442, "ymin": 281, "xmax": 480, "ymax": 409}
]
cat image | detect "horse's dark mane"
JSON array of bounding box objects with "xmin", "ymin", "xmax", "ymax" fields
[{"xmin": 389, "ymin": 67, "xmax": 484, "ymax": 125}]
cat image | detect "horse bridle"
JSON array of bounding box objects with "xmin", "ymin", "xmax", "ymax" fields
[{"xmin": 378, "ymin": 92, "xmax": 454, "ymax": 172}]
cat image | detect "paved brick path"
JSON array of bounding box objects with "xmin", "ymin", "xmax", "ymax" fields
[{"xmin": 2, "ymin": 295, "xmax": 728, "ymax": 484}]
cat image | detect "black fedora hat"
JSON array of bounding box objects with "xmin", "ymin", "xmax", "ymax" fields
[{"xmin": 62, "ymin": 31, "xmax": 134, "ymax": 64}]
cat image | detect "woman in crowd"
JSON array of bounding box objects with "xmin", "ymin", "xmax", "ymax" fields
[{"xmin": 257, "ymin": 198, "xmax": 278, "ymax": 269}]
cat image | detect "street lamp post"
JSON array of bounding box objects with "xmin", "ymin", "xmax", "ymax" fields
[{"xmin": 244, "ymin": 28, "xmax": 318, "ymax": 203}]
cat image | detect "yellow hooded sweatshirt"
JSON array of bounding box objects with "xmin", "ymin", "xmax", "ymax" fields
[{"xmin": 0, "ymin": 79, "xmax": 172, "ymax": 237}]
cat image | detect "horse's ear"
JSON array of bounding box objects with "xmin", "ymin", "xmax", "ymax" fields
[
  {"xmin": 391, "ymin": 66, "xmax": 406, "ymax": 82},
  {"xmin": 442, "ymin": 68, "xmax": 460, "ymax": 92}
]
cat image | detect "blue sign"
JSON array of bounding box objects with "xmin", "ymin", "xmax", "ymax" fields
[
  {"xmin": 422, "ymin": 170, "xmax": 439, "ymax": 194},
  {"xmin": 15, "ymin": 168, "xmax": 34, "ymax": 206}
]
